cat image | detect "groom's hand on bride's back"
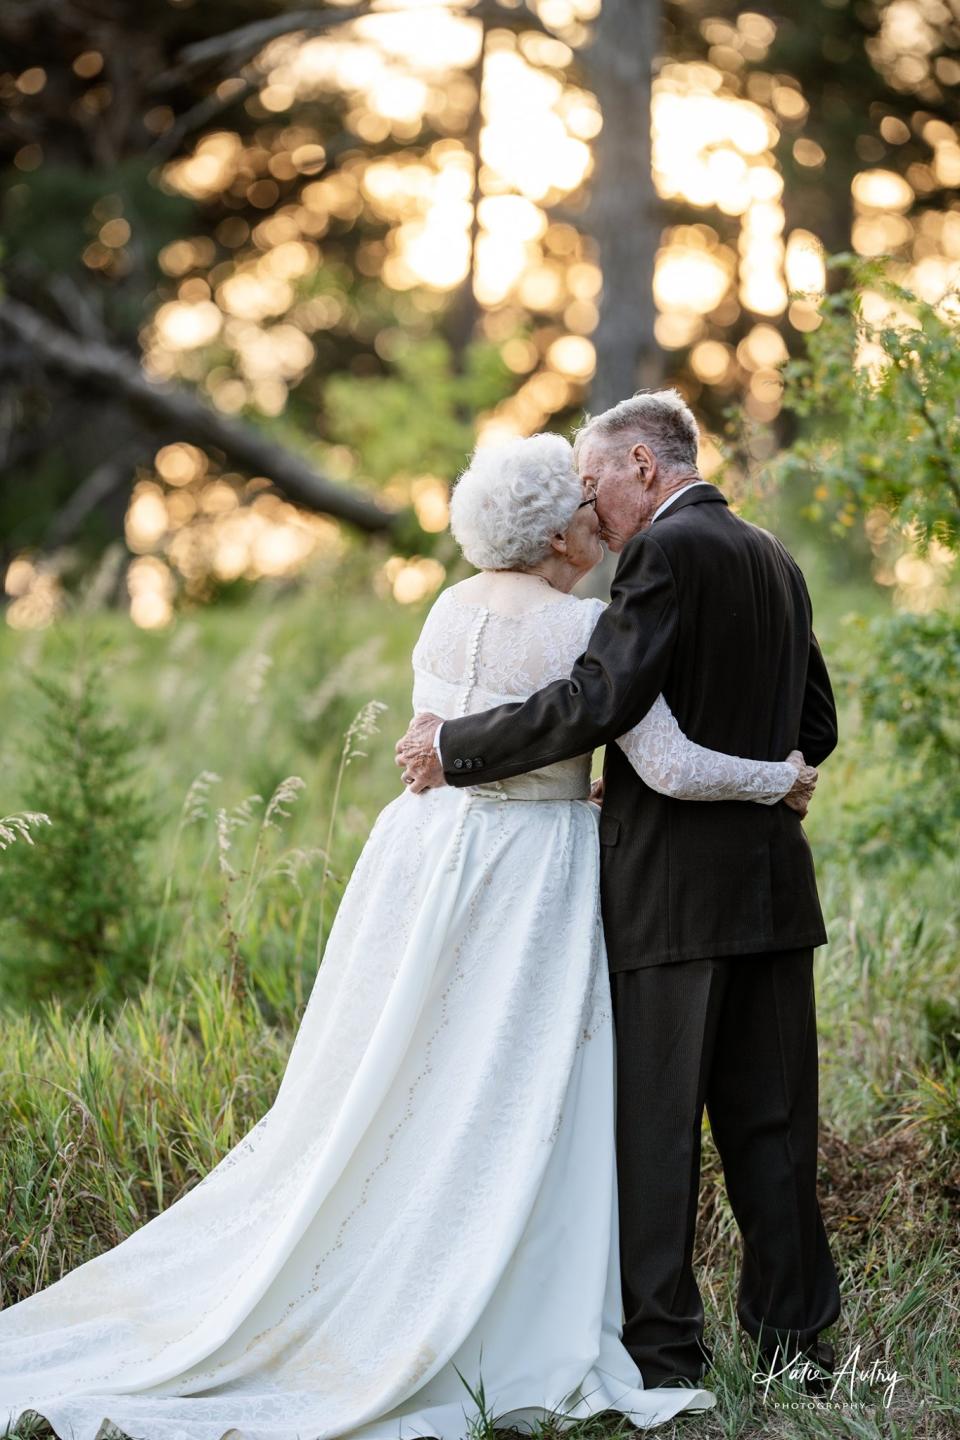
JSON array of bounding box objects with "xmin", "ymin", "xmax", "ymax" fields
[
  {"xmin": 395, "ymin": 712, "xmax": 447, "ymax": 793},
  {"xmin": 782, "ymin": 749, "xmax": 819, "ymax": 818}
]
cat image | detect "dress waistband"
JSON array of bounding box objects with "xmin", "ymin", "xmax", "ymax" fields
[{"xmin": 463, "ymin": 774, "xmax": 591, "ymax": 803}]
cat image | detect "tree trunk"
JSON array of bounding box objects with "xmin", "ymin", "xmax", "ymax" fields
[
  {"xmin": 0, "ymin": 300, "xmax": 399, "ymax": 537},
  {"xmin": 585, "ymin": 0, "xmax": 663, "ymax": 414},
  {"xmin": 446, "ymin": 17, "xmax": 489, "ymax": 377},
  {"xmin": 578, "ymin": 0, "xmax": 663, "ymax": 599}
]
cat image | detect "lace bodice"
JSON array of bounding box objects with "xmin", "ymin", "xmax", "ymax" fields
[{"xmin": 412, "ymin": 580, "xmax": 797, "ymax": 804}]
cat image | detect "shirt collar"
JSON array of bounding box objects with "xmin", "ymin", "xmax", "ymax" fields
[{"xmin": 651, "ymin": 480, "xmax": 713, "ymax": 523}]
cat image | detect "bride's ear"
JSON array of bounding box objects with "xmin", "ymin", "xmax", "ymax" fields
[{"xmin": 549, "ymin": 531, "xmax": 569, "ymax": 555}]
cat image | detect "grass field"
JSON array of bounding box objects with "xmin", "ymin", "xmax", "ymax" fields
[{"xmin": 1, "ymin": 542, "xmax": 957, "ymax": 1440}]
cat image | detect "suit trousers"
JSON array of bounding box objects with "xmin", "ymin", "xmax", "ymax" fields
[{"xmin": 609, "ymin": 948, "xmax": 841, "ymax": 1386}]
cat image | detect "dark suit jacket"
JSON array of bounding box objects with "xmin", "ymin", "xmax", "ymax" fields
[{"xmin": 437, "ymin": 484, "xmax": 837, "ymax": 969}]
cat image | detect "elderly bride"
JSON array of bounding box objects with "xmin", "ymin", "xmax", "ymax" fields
[{"xmin": 1, "ymin": 435, "xmax": 815, "ymax": 1440}]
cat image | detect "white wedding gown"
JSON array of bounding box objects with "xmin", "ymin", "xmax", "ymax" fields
[{"xmin": 0, "ymin": 577, "xmax": 797, "ymax": 1440}]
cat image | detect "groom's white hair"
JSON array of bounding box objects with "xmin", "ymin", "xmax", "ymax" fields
[
  {"xmin": 449, "ymin": 432, "xmax": 582, "ymax": 571},
  {"xmin": 573, "ymin": 389, "xmax": 699, "ymax": 473}
]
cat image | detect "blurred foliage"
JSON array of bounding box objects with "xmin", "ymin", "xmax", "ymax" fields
[
  {"xmin": 4, "ymin": 0, "xmax": 960, "ymax": 608},
  {"xmin": 662, "ymin": 0, "xmax": 960, "ymax": 434},
  {"xmin": 924, "ymin": 995, "xmax": 960, "ymax": 1067},
  {"xmin": 765, "ymin": 261, "xmax": 960, "ymax": 864},
  {"xmin": 325, "ymin": 337, "xmax": 513, "ymax": 485},
  {"xmin": 2, "ymin": 159, "xmax": 193, "ymax": 314},
  {"xmin": 777, "ymin": 261, "xmax": 960, "ymax": 553},
  {"xmin": 835, "ymin": 608, "xmax": 960, "ymax": 862}
]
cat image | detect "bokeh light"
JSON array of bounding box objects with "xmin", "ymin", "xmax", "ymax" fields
[{"xmin": 11, "ymin": 0, "xmax": 959, "ymax": 631}]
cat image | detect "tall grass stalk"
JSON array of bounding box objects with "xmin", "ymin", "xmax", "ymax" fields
[
  {"xmin": 315, "ymin": 700, "xmax": 388, "ymax": 971},
  {"xmin": 234, "ymin": 776, "xmax": 306, "ymax": 933},
  {"xmin": 149, "ymin": 771, "xmax": 221, "ymax": 981},
  {"xmin": 0, "ymin": 812, "xmax": 51, "ymax": 851}
]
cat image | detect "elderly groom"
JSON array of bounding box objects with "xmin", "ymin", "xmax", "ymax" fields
[{"xmin": 396, "ymin": 390, "xmax": 841, "ymax": 1389}]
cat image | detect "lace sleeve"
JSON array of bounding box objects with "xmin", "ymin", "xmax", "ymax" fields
[{"xmin": 617, "ymin": 694, "xmax": 796, "ymax": 805}]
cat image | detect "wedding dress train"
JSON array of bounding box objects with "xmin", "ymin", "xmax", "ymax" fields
[{"xmin": 1, "ymin": 580, "xmax": 796, "ymax": 1440}]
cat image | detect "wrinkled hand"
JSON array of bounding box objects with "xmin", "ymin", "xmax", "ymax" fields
[
  {"xmin": 783, "ymin": 749, "xmax": 818, "ymax": 818},
  {"xmin": 589, "ymin": 776, "xmax": 604, "ymax": 808},
  {"xmin": 394, "ymin": 712, "xmax": 446, "ymax": 794}
]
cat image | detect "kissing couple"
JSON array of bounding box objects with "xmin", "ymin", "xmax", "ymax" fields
[{"xmin": 0, "ymin": 389, "xmax": 840, "ymax": 1440}]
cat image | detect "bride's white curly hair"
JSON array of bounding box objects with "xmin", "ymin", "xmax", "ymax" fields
[{"xmin": 449, "ymin": 433, "xmax": 582, "ymax": 571}]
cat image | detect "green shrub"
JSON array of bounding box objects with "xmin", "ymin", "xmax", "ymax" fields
[
  {"xmin": 0, "ymin": 637, "xmax": 158, "ymax": 1011},
  {"xmin": 776, "ymin": 259, "xmax": 960, "ymax": 552},
  {"xmin": 834, "ymin": 608, "xmax": 960, "ymax": 861},
  {"xmin": 772, "ymin": 260, "xmax": 960, "ymax": 864}
]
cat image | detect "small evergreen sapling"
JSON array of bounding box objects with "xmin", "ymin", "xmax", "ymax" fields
[{"xmin": 0, "ymin": 641, "xmax": 157, "ymax": 1010}]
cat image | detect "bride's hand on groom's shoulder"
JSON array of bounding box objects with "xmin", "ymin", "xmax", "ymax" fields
[{"xmin": 783, "ymin": 749, "xmax": 819, "ymax": 818}]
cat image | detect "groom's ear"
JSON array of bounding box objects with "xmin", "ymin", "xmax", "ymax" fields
[{"xmin": 631, "ymin": 442, "xmax": 658, "ymax": 489}]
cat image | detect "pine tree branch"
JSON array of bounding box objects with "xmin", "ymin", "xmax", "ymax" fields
[
  {"xmin": 151, "ymin": 3, "xmax": 376, "ymax": 91},
  {"xmin": 43, "ymin": 448, "xmax": 146, "ymax": 550},
  {"xmin": 899, "ymin": 359, "xmax": 960, "ymax": 512},
  {"xmin": 151, "ymin": 1, "xmax": 552, "ymax": 92},
  {"xmin": 147, "ymin": 78, "xmax": 258, "ymax": 163},
  {"xmin": 0, "ymin": 298, "xmax": 399, "ymax": 536}
]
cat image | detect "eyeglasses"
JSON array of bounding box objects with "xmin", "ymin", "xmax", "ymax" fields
[{"xmin": 576, "ymin": 493, "xmax": 598, "ymax": 511}]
